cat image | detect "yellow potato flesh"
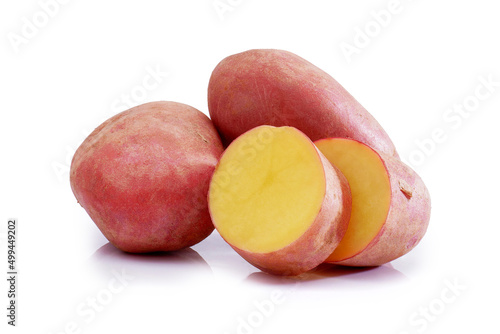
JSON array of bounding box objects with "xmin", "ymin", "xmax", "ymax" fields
[
  {"xmin": 315, "ymin": 138, "xmax": 391, "ymax": 262},
  {"xmin": 209, "ymin": 126, "xmax": 326, "ymax": 254}
]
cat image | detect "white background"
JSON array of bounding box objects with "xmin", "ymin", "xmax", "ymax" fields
[{"xmin": 1, "ymin": 0, "xmax": 499, "ymax": 333}]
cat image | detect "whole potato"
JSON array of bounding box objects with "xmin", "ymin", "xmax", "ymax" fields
[
  {"xmin": 70, "ymin": 101, "xmax": 224, "ymax": 253},
  {"xmin": 208, "ymin": 49, "xmax": 398, "ymax": 157}
]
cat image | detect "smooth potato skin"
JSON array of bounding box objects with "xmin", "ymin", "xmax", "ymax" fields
[
  {"xmin": 214, "ymin": 143, "xmax": 352, "ymax": 276},
  {"xmin": 70, "ymin": 101, "xmax": 224, "ymax": 253},
  {"xmin": 208, "ymin": 49, "xmax": 398, "ymax": 157},
  {"xmin": 333, "ymin": 153, "xmax": 431, "ymax": 266}
]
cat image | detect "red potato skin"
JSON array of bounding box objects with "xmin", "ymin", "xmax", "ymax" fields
[
  {"xmin": 208, "ymin": 49, "xmax": 398, "ymax": 157},
  {"xmin": 211, "ymin": 140, "xmax": 352, "ymax": 276},
  {"xmin": 331, "ymin": 151, "xmax": 431, "ymax": 266},
  {"xmin": 70, "ymin": 101, "xmax": 224, "ymax": 253}
]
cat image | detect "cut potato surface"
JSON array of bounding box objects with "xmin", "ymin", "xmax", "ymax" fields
[
  {"xmin": 315, "ymin": 138, "xmax": 431, "ymax": 266},
  {"xmin": 315, "ymin": 139, "xmax": 391, "ymax": 262},
  {"xmin": 209, "ymin": 126, "xmax": 351, "ymax": 275},
  {"xmin": 210, "ymin": 126, "xmax": 325, "ymax": 253}
]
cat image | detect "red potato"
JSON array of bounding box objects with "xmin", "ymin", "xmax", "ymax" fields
[
  {"xmin": 70, "ymin": 101, "xmax": 224, "ymax": 253},
  {"xmin": 315, "ymin": 138, "xmax": 431, "ymax": 266},
  {"xmin": 208, "ymin": 49, "xmax": 398, "ymax": 157}
]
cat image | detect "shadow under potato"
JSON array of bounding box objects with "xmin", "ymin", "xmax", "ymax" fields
[
  {"xmin": 245, "ymin": 263, "xmax": 408, "ymax": 287},
  {"xmin": 88, "ymin": 242, "xmax": 213, "ymax": 282},
  {"xmin": 88, "ymin": 243, "xmax": 408, "ymax": 288}
]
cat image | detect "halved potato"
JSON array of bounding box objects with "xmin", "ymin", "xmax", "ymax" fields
[{"xmin": 209, "ymin": 126, "xmax": 351, "ymax": 275}]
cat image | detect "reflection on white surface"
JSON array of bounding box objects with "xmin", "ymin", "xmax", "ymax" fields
[
  {"xmin": 88, "ymin": 242, "xmax": 213, "ymax": 283},
  {"xmin": 87, "ymin": 232, "xmax": 408, "ymax": 290},
  {"xmin": 245, "ymin": 263, "xmax": 408, "ymax": 288}
]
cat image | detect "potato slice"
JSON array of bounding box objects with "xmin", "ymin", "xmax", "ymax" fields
[
  {"xmin": 315, "ymin": 138, "xmax": 431, "ymax": 266},
  {"xmin": 209, "ymin": 126, "xmax": 351, "ymax": 275}
]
